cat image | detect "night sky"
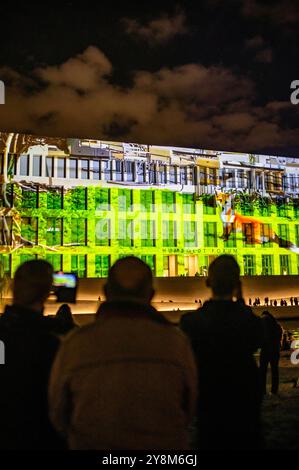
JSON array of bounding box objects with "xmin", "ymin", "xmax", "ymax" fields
[{"xmin": 0, "ymin": 0, "xmax": 298, "ymax": 155}]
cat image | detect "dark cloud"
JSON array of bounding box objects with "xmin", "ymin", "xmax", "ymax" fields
[
  {"xmin": 0, "ymin": 46, "xmax": 298, "ymax": 154},
  {"xmin": 122, "ymin": 10, "xmax": 187, "ymax": 44},
  {"xmin": 241, "ymin": 0, "xmax": 299, "ymax": 25}
]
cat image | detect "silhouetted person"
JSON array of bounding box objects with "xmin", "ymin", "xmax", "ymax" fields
[
  {"xmin": 249, "ymin": 298, "xmax": 252, "ymax": 306},
  {"xmin": 49, "ymin": 256, "xmax": 197, "ymax": 449},
  {"xmin": 295, "ymin": 297, "xmax": 298, "ymax": 306},
  {"xmin": 180, "ymin": 255, "xmax": 263, "ymax": 450},
  {"xmin": 0, "ymin": 260, "xmax": 64, "ymax": 449},
  {"xmin": 259, "ymin": 311, "xmax": 283, "ymax": 396},
  {"xmin": 264, "ymin": 297, "xmax": 269, "ymax": 307},
  {"xmin": 290, "ymin": 297, "xmax": 294, "ymax": 306},
  {"xmin": 274, "ymin": 299, "xmax": 277, "ymax": 307},
  {"xmin": 54, "ymin": 304, "xmax": 77, "ymax": 335}
]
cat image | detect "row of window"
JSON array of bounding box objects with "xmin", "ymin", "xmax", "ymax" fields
[
  {"xmin": 0, "ymin": 253, "xmax": 296, "ymax": 278},
  {"xmin": 3, "ymin": 185, "xmax": 299, "ymax": 221},
  {"xmin": 3, "ymin": 153, "xmax": 299, "ymax": 193},
  {"xmin": 2, "ymin": 216, "xmax": 299, "ymax": 248}
]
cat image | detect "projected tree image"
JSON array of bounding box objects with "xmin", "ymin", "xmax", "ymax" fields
[{"xmin": 1, "ymin": 131, "xmax": 299, "ymax": 278}]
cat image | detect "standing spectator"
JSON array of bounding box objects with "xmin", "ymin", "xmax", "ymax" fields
[
  {"xmin": 180, "ymin": 255, "xmax": 263, "ymax": 450},
  {"xmin": 49, "ymin": 257, "xmax": 197, "ymax": 450},
  {"xmin": 260, "ymin": 311, "xmax": 283, "ymax": 396},
  {"xmin": 264, "ymin": 297, "xmax": 269, "ymax": 307},
  {"xmin": 290, "ymin": 297, "xmax": 294, "ymax": 306},
  {"xmin": 274, "ymin": 299, "xmax": 277, "ymax": 307},
  {"xmin": 0, "ymin": 260, "xmax": 63, "ymax": 450},
  {"xmin": 249, "ymin": 298, "xmax": 252, "ymax": 306}
]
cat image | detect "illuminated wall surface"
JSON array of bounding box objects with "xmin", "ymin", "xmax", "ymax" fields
[{"xmin": 1, "ymin": 131, "xmax": 299, "ymax": 277}]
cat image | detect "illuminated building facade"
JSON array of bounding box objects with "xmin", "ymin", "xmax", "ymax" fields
[{"xmin": 1, "ymin": 132, "xmax": 299, "ymax": 278}]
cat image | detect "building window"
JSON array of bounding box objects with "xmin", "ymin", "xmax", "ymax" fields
[
  {"xmin": 95, "ymin": 255, "xmax": 110, "ymax": 278},
  {"xmin": 277, "ymin": 224, "xmax": 290, "ymax": 248},
  {"xmin": 243, "ymin": 223, "xmax": 254, "ymax": 246},
  {"xmin": 19, "ymin": 155, "xmax": 29, "ymax": 176},
  {"xmin": 0, "ymin": 254, "xmax": 11, "ymax": 277},
  {"xmin": 259, "ymin": 200, "xmax": 271, "ymax": 217},
  {"xmin": 71, "ymin": 255, "xmax": 87, "ymax": 278},
  {"xmin": 141, "ymin": 255, "xmax": 156, "ymax": 274},
  {"xmin": 243, "ymin": 255, "xmax": 256, "ymax": 276},
  {"xmin": 125, "ymin": 161, "xmax": 134, "ymax": 182},
  {"xmin": 20, "ymin": 254, "xmax": 38, "ymax": 264},
  {"xmin": 92, "ymin": 160, "xmax": 101, "ymax": 180},
  {"xmin": 260, "ymin": 224, "xmax": 272, "ymax": 247},
  {"xmin": 277, "ymin": 199, "xmax": 288, "ymax": 218},
  {"xmin": 149, "ymin": 163, "xmax": 157, "ymax": 184},
  {"xmin": 102, "ymin": 161, "xmax": 111, "ymax": 181},
  {"xmin": 136, "ymin": 162, "xmax": 145, "ymax": 183},
  {"xmin": 203, "ymin": 195, "xmax": 216, "ymax": 215},
  {"xmin": 141, "ymin": 220, "xmax": 155, "ymax": 247},
  {"xmin": 261, "ymin": 255, "xmax": 273, "ymax": 275},
  {"xmin": 22, "ymin": 188, "xmax": 38, "ymax": 209},
  {"xmin": 81, "ymin": 159, "xmax": 90, "ymax": 179},
  {"xmin": 71, "ymin": 187, "xmax": 87, "ymax": 210},
  {"xmin": 47, "ymin": 188, "xmax": 63, "ymax": 209},
  {"xmin": 114, "ymin": 160, "xmax": 123, "ymax": 181},
  {"xmin": 162, "ymin": 220, "xmax": 177, "ymax": 247},
  {"xmin": 57, "ymin": 158, "xmax": 66, "ymax": 178},
  {"xmin": 162, "ymin": 192, "xmax": 175, "ymax": 213},
  {"xmin": 46, "ymin": 218, "xmax": 63, "ymax": 246},
  {"xmin": 95, "ymin": 188, "xmax": 110, "ymax": 210},
  {"xmin": 159, "ymin": 165, "xmax": 167, "ymax": 184},
  {"xmin": 224, "ymin": 225, "xmax": 236, "ymax": 248},
  {"xmin": 71, "ymin": 219, "xmax": 87, "ymax": 245},
  {"xmin": 184, "ymin": 221, "xmax": 197, "ymax": 247},
  {"xmin": 182, "ymin": 193, "xmax": 195, "ymax": 214},
  {"xmin": 294, "ymin": 200, "xmax": 299, "ymax": 219},
  {"xmin": 32, "ymin": 155, "xmax": 42, "ymax": 177},
  {"xmin": 69, "ymin": 158, "xmax": 78, "ymax": 178},
  {"xmin": 140, "ymin": 190, "xmax": 154, "ymax": 212},
  {"xmin": 46, "ymin": 254, "xmax": 63, "ymax": 272},
  {"xmin": 118, "ymin": 189, "xmax": 133, "ymax": 212},
  {"xmin": 180, "ymin": 167, "xmax": 188, "ymax": 185},
  {"xmin": 21, "ymin": 217, "xmax": 38, "ymax": 245},
  {"xmin": 46, "ymin": 157, "xmax": 54, "ymax": 177},
  {"xmin": 95, "ymin": 218, "xmax": 111, "ymax": 246},
  {"xmin": 280, "ymin": 255, "xmax": 290, "ymax": 275},
  {"xmin": 118, "ymin": 219, "xmax": 133, "ymax": 247},
  {"xmin": 169, "ymin": 166, "xmax": 177, "ymax": 184},
  {"xmin": 204, "ymin": 222, "xmax": 217, "ymax": 247}
]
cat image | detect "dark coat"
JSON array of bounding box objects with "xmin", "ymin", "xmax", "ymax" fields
[
  {"xmin": 0, "ymin": 305, "xmax": 64, "ymax": 450},
  {"xmin": 180, "ymin": 300, "xmax": 263, "ymax": 450},
  {"xmin": 49, "ymin": 300, "xmax": 197, "ymax": 450},
  {"xmin": 260, "ymin": 314, "xmax": 283, "ymax": 356}
]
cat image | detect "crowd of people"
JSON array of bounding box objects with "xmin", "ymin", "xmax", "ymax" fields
[
  {"xmin": 0, "ymin": 255, "xmax": 290, "ymax": 450},
  {"xmin": 248, "ymin": 297, "xmax": 299, "ymax": 307}
]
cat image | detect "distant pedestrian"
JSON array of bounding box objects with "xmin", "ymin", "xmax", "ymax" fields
[{"xmin": 260, "ymin": 311, "xmax": 283, "ymax": 396}]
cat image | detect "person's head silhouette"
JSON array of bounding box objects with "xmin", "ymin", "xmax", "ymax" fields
[
  {"xmin": 206, "ymin": 255, "xmax": 241, "ymax": 300},
  {"xmin": 104, "ymin": 256, "xmax": 154, "ymax": 304},
  {"xmin": 13, "ymin": 260, "xmax": 53, "ymax": 313}
]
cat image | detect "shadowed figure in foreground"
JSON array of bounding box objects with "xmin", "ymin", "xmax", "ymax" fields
[
  {"xmin": 49, "ymin": 256, "xmax": 197, "ymax": 450},
  {"xmin": 0, "ymin": 260, "xmax": 64, "ymax": 449},
  {"xmin": 180, "ymin": 255, "xmax": 263, "ymax": 450}
]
